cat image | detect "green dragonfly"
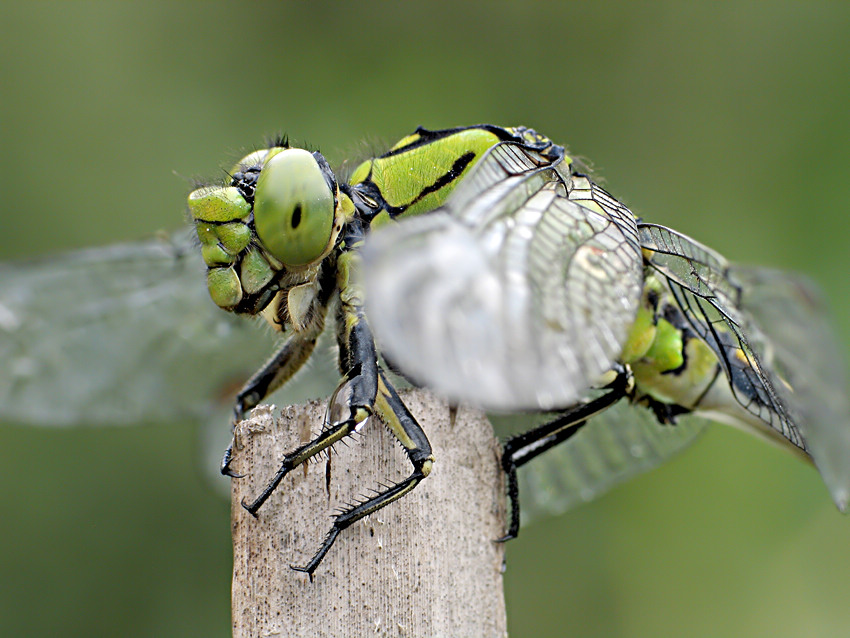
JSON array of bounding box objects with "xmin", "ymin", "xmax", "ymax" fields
[{"xmin": 1, "ymin": 125, "xmax": 847, "ymax": 575}]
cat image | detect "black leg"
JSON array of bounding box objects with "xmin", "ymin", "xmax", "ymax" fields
[
  {"xmin": 240, "ymin": 243, "xmax": 435, "ymax": 574},
  {"xmin": 241, "ymin": 412, "xmax": 363, "ymax": 516},
  {"xmin": 221, "ymin": 322, "xmax": 325, "ymax": 477},
  {"xmin": 497, "ymin": 366, "xmax": 632, "ymax": 541},
  {"xmin": 291, "ymin": 370, "xmax": 434, "ymax": 578}
]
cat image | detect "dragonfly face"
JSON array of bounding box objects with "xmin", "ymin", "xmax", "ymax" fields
[
  {"xmin": 188, "ymin": 147, "xmax": 344, "ymax": 316},
  {"xmin": 3, "ymin": 124, "xmax": 847, "ymax": 575}
]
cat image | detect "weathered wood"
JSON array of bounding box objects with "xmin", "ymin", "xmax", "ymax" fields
[{"xmin": 230, "ymin": 389, "xmax": 508, "ymax": 637}]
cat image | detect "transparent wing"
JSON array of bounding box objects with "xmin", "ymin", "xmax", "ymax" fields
[
  {"xmin": 490, "ymin": 402, "xmax": 710, "ymax": 524},
  {"xmin": 363, "ymin": 142, "xmax": 643, "ymax": 411},
  {"xmin": 730, "ymin": 266, "xmax": 850, "ymax": 511},
  {"xmin": 0, "ymin": 230, "xmax": 278, "ymax": 426},
  {"xmin": 639, "ymin": 224, "xmax": 806, "ymax": 450}
]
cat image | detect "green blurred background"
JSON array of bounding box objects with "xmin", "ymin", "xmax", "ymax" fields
[{"xmin": 2, "ymin": 2, "xmax": 849, "ymax": 636}]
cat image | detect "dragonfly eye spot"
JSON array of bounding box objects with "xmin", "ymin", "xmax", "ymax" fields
[{"xmin": 253, "ymin": 149, "xmax": 336, "ymax": 267}]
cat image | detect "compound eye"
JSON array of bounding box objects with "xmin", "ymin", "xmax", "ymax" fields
[{"xmin": 253, "ymin": 149, "xmax": 335, "ymax": 267}]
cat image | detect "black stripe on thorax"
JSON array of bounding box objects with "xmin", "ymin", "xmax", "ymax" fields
[{"xmin": 391, "ymin": 151, "xmax": 476, "ymax": 216}]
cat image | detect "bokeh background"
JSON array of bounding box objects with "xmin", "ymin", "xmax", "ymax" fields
[{"xmin": 2, "ymin": 2, "xmax": 849, "ymax": 636}]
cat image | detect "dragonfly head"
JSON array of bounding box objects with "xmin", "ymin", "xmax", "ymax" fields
[{"xmin": 188, "ymin": 146, "xmax": 345, "ymax": 313}]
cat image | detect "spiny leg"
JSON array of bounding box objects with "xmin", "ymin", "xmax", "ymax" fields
[
  {"xmin": 221, "ymin": 324, "xmax": 323, "ymax": 477},
  {"xmin": 221, "ymin": 256, "xmax": 337, "ymax": 477},
  {"xmin": 246, "ymin": 234, "xmax": 431, "ymax": 575},
  {"xmin": 240, "ymin": 390, "xmax": 365, "ymax": 517},
  {"xmin": 295, "ymin": 247, "xmax": 434, "ymax": 574},
  {"xmin": 241, "ymin": 301, "xmax": 380, "ymax": 515},
  {"xmin": 292, "ymin": 370, "xmax": 433, "ymax": 577},
  {"xmin": 498, "ymin": 365, "xmax": 633, "ymax": 542}
]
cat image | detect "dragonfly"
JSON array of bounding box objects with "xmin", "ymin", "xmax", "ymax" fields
[{"xmin": 1, "ymin": 125, "xmax": 847, "ymax": 575}]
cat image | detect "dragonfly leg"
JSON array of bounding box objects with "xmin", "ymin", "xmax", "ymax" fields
[
  {"xmin": 241, "ymin": 243, "xmax": 435, "ymax": 574},
  {"xmin": 497, "ymin": 366, "xmax": 633, "ymax": 542},
  {"xmin": 241, "ymin": 315, "xmax": 383, "ymax": 501},
  {"xmin": 292, "ymin": 370, "xmax": 433, "ymax": 578},
  {"xmin": 242, "ymin": 326, "xmax": 432, "ymax": 575},
  {"xmin": 323, "ymin": 307, "xmax": 379, "ymax": 431},
  {"xmin": 221, "ymin": 315, "xmax": 326, "ymax": 477},
  {"xmin": 289, "ymin": 245, "xmax": 433, "ymax": 575},
  {"xmin": 240, "ymin": 405, "xmax": 366, "ymax": 517},
  {"xmin": 239, "ymin": 239, "xmax": 432, "ymax": 574},
  {"xmin": 240, "ymin": 309, "xmax": 384, "ymax": 516}
]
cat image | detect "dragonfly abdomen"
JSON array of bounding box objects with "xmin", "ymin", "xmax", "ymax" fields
[{"xmin": 624, "ymin": 279, "xmax": 722, "ymax": 416}]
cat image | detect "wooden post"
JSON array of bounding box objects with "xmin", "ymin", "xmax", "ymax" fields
[{"xmin": 230, "ymin": 389, "xmax": 508, "ymax": 637}]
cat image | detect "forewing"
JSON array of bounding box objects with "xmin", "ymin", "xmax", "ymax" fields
[
  {"xmin": 731, "ymin": 266, "xmax": 850, "ymax": 510},
  {"xmin": 490, "ymin": 403, "xmax": 709, "ymax": 524},
  {"xmin": 639, "ymin": 224, "xmax": 806, "ymax": 450},
  {"xmin": 364, "ymin": 143, "xmax": 643, "ymax": 410},
  {"xmin": 0, "ymin": 230, "xmax": 276, "ymax": 426}
]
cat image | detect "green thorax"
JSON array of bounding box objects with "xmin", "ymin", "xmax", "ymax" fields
[{"xmin": 348, "ymin": 125, "xmax": 566, "ymax": 228}]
